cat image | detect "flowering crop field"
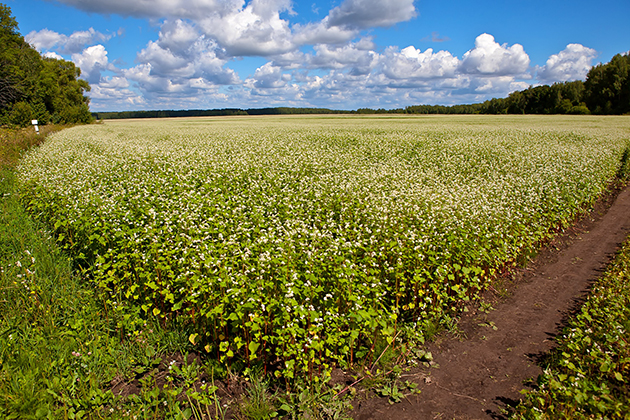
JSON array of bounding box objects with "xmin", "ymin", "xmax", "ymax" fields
[{"xmin": 17, "ymin": 115, "xmax": 630, "ymax": 380}]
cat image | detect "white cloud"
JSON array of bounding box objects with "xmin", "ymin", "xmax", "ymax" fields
[
  {"xmin": 292, "ymin": 19, "xmax": 358, "ymax": 46},
  {"xmin": 124, "ymin": 63, "xmax": 186, "ymax": 95},
  {"xmin": 308, "ymin": 40, "xmax": 378, "ymax": 74},
  {"xmin": 382, "ymin": 46, "xmax": 460, "ymax": 80},
  {"xmin": 57, "ymin": 0, "xmax": 297, "ymax": 57},
  {"xmin": 157, "ymin": 19, "xmax": 202, "ymax": 54},
  {"xmin": 197, "ymin": 0, "xmax": 295, "ymax": 56},
  {"xmin": 190, "ymin": 32, "xmax": 540, "ymax": 110},
  {"xmin": 72, "ymin": 45, "xmax": 114, "ymax": 84},
  {"xmin": 291, "ymin": 0, "xmax": 415, "ymax": 47},
  {"xmin": 137, "ymin": 41, "xmax": 194, "ymax": 78},
  {"xmin": 26, "ymin": 29, "xmax": 65, "ymax": 51},
  {"xmin": 90, "ymin": 76, "xmax": 145, "ymax": 108},
  {"xmin": 53, "ymin": 0, "xmax": 415, "ymax": 58},
  {"xmin": 536, "ymin": 44, "xmax": 598, "ymax": 82},
  {"xmin": 245, "ymin": 62, "xmax": 291, "ymax": 89},
  {"xmin": 133, "ymin": 20, "xmax": 240, "ymax": 87},
  {"xmin": 467, "ymin": 76, "xmax": 530, "ymax": 94},
  {"xmin": 43, "ymin": 51, "xmax": 64, "ymax": 60},
  {"xmin": 459, "ymin": 33, "xmax": 530, "ymax": 76},
  {"xmin": 118, "ymin": 20, "xmax": 241, "ymax": 104},
  {"xmin": 26, "ymin": 28, "xmax": 112, "ymax": 54},
  {"xmin": 47, "ymin": 1, "xmax": 568, "ymax": 112}
]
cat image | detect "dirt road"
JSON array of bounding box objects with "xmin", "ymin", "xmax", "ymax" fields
[{"xmin": 353, "ymin": 183, "xmax": 630, "ymax": 419}]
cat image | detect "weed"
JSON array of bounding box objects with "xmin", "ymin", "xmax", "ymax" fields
[{"xmin": 236, "ymin": 369, "xmax": 278, "ymax": 419}]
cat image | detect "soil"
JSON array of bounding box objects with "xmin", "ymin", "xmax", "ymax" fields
[{"xmin": 352, "ymin": 182, "xmax": 630, "ymax": 419}]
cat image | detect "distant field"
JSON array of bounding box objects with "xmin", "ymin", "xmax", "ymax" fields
[{"xmin": 17, "ymin": 115, "xmax": 630, "ymax": 379}]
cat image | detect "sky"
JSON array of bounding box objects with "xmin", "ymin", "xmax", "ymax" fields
[{"xmin": 8, "ymin": 0, "xmax": 630, "ymax": 112}]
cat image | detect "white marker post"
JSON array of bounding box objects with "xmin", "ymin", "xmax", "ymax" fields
[{"xmin": 32, "ymin": 119, "xmax": 39, "ymax": 135}]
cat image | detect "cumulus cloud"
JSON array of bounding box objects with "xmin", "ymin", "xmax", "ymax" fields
[
  {"xmin": 308, "ymin": 40, "xmax": 378, "ymax": 74},
  {"xmin": 113, "ymin": 19, "xmax": 240, "ymax": 105},
  {"xmin": 26, "ymin": 28, "xmax": 112, "ymax": 54},
  {"xmin": 382, "ymin": 46, "xmax": 460, "ymax": 80},
  {"xmin": 51, "ymin": 0, "xmax": 562, "ymax": 113},
  {"xmin": 459, "ymin": 33, "xmax": 530, "ymax": 76},
  {"xmin": 291, "ymin": 0, "xmax": 415, "ymax": 47},
  {"xmin": 197, "ymin": 0, "xmax": 295, "ymax": 56},
  {"xmin": 56, "ymin": 0, "xmax": 297, "ymax": 56},
  {"xmin": 134, "ymin": 20, "xmax": 239, "ymax": 85},
  {"xmin": 90, "ymin": 76, "xmax": 146, "ymax": 108},
  {"xmin": 157, "ymin": 19, "xmax": 201, "ymax": 54},
  {"xmin": 72, "ymin": 45, "xmax": 115, "ymax": 84},
  {"xmin": 292, "ymin": 20, "xmax": 358, "ymax": 46},
  {"xmin": 536, "ymin": 44, "xmax": 598, "ymax": 82},
  {"xmin": 43, "ymin": 51, "xmax": 64, "ymax": 60},
  {"xmin": 137, "ymin": 41, "xmax": 194, "ymax": 78},
  {"xmin": 236, "ymin": 32, "xmax": 539, "ymax": 110},
  {"xmin": 54, "ymin": 0, "xmax": 416, "ymax": 58},
  {"xmin": 245, "ymin": 62, "xmax": 291, "ymax": 89}
]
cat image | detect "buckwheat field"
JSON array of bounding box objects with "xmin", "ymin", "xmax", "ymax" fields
[{"xmin": 17, "ymin": 115, "xmax": 630, "ymax": 380}]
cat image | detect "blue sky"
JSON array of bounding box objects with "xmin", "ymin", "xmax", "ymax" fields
[{"xmin": 8, "ymin": 0, "xmax": 630, "ymax": 112}]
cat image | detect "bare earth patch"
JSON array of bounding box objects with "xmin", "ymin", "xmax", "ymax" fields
[{"xmin": 353, "ymin": 182, "xmax": 630, "ymax": 419}]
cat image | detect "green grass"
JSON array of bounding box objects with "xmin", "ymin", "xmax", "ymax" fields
[
  {"xmin": 0, "ymin": 127, "xmax": 191, "ymax": 419},
  {"xmin": 513, "ymin": 237, "xmax": 630, "ymax": 419}
]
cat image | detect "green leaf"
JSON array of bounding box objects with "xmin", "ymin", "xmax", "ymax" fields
[{"xmin": 248, "ymin": 341, "xmax": 260, "ymax": 356}]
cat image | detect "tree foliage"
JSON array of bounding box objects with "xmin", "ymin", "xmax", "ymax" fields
[
  {"xmin": 0, "ymin": 3, "xmax": 92, "ymax": 127},
  {"xmin": 584, "ymin": 53, "xmax": 630, "ymax": 115}
]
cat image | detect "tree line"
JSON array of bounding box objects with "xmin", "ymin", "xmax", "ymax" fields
[
  {"xmin": 93, "ymin": 107, "xmax": 350, "ymax": 120},
  {"xmin": 0, "ymin": 4, "xmax": 92, "ymax": 128}
]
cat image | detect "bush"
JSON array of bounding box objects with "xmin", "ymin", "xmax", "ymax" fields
[{"xmin": 7, "ymin": 101, "xmax": 33, "ymax": 128}]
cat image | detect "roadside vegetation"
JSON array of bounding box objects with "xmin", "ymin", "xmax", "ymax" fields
[{"xmin": 513, "ymin": 237, "xmax": 630, "ymax": 419}]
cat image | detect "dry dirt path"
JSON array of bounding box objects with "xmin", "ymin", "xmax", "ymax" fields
[{"xmin": 352, "ymin": 183, "xmax": 630, "ymax": 420}]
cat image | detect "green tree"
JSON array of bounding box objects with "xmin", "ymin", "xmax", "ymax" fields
[
  {"xmin": 584, "ymin": 53, "xmax": 630, "ymax": 114},
  {"xmin": 0, "ymin": 3, "xmax": 92, "ymax": 126},
  {"xmin": 0, "ymin": 3, "xmax": 24, "ymax": 110},
  {"xmin": 39, "ymin": 58, "xmax": 92, "ymax": 124}
]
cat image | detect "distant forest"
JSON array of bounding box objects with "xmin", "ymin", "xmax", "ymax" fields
[
  {"xmin": 96, "ymin": 52, "xmax": 629, "ymax": 120},
  {"xmin": 93, "ymin": 107, "xmax": 349, "ymax": 120}
]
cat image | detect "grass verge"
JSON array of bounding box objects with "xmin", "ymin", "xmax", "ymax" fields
[
  {"xmin": 512, "ymin": 238, "xmax": 630, "ymax": 419},
  {"xmin": 0, "ymin": 127, "xmax": 191, "ymax": 418}
]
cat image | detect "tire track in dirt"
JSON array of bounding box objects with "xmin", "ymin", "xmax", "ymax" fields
[{"xmin": 353, "ymin": 183, "xmax": 630, "ymax": 419}]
